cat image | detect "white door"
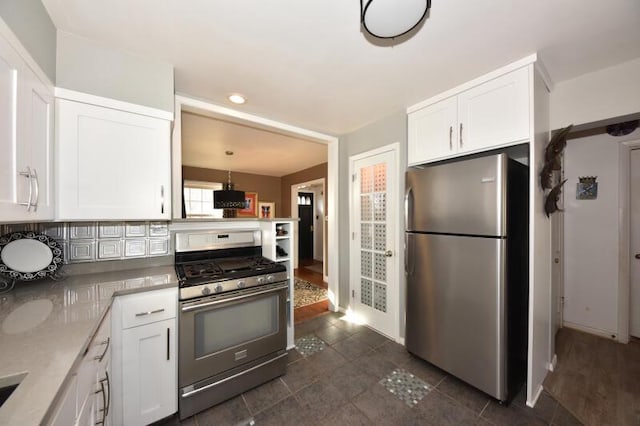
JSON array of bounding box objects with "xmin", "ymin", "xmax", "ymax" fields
[
  {"xmin": 630, "ymin": 149, "xmax": 640, "ymax": 337},
  {"xmin": 122, "ymin": 319, "xmax": 176, "ymax": 426},
  {"xmin": 56, "ymin": 99, "xmax": 171, "ymax": 220},
  {"xmin": 457, "ymin": 66, "xmax": 530, "ymax": 154},
  {"xmin": 407, "ymin": 96, "xmax": 457, "ymax": 165},
  {"xmin": 350, "ymin": 144, "xmax": 399, "ymax": 339}
]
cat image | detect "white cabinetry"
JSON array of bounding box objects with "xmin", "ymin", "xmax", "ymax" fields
[
  {"xmin": 260, "ymin": 220, "xmax": 295, "ymax": 348},
  {"xmin": 0, "ymin": 29, "xmax": 54, "ymax": 222},
  {"xmin": 111, "ymin": 287, "xmax": 177, "ymax": 426},
  {"xmin": 56, "ymin": 98, "xmax": 171, "ymax": 221},
  {"xmin": 49, "ymin": 308, "xmax": 111, "ymax": 426},
  {"xmin": 408, "ymin": 66, "xmax": 530, "ymax": 165},
  {"xmin": 408, "ymin": 96, "xmax": 458, "ymax": 164}
]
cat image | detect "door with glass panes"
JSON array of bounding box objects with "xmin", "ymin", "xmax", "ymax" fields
[{"xmin": 350, "ymin": 145, "xmax": 398, "ymax": 339}]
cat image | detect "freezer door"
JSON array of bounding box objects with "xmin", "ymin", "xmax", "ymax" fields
[
  {"xmin": 405, "ymin": 153, "xmax": 507, "ymax": 236},
  {"xmin": 405, "ymin": 233, "xmax": 506, "ymax": 400}
]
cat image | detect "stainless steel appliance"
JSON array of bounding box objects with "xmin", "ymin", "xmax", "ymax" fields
[
  {"xmin": 405, "ymin": 153, "xmax": 529, "ymax": 402},
  {"xmin": 175, "ymin": 230, "xmax": 288, "ymax": 420}
]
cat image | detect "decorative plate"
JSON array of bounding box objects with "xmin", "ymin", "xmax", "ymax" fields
[{"xmin": 0, "ymin": 232, "xmax": 64, "ymax": 281}]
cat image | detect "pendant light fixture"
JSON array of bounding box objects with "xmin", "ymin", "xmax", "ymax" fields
[
  {"xmin": 360, "ymin": 0, "xmax": 431, "ymax": 39},
  {"xmin": 213, "ymin": 152, "xmax": 246, "ymax": 209}
]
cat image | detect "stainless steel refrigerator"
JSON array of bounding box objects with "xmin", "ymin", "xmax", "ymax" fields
[{"xmin": 405, "ymin": 153, "xmax": 529, "ymax": 402}]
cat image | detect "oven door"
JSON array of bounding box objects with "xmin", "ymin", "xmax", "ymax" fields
[{"xmin": 179, "ymin": 281, "xmax": 288, "ymax": 387}]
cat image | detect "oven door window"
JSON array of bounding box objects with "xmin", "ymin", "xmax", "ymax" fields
[{"xmin": 194, "ymin": 294, "xmax": 279, "ymax": 358}]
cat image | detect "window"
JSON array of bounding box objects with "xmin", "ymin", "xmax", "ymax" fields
[{"xmin": 183, "ymin": 180, "xmax": 224, "ymax": 218}]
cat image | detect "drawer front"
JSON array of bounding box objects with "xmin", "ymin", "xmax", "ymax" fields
[{"xmin": 120, "ymin": 287, "xmax": 177, "ymax": 329}]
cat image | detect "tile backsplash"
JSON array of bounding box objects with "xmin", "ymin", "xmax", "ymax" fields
[{"xmin": 0, "ymin": 222, "xmax": 171, "ymax": 264}]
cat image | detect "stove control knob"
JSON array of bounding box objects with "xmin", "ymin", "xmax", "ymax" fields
[
  {"xmin": 266, "ymin": 275, "xmax": 274, "ymax": 283},
  {"xmin": 201, "ymin": 286, "xmax": 211, "ymax": 296},
  {"xmin": 215, "ymin": 285, "xmax": 223, "ymax": 293},
  {"xmin": 257, "ymin": 277, "xmax": 266, "ymax": 284},
  {"xmin": 237, "ymin": 281, "xmax": 246, "ymax": 289}
]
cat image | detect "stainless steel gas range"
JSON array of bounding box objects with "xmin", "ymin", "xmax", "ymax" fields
[{"xmin": 175, "ymin": 230, "xmax": 288, "ymax": 420}]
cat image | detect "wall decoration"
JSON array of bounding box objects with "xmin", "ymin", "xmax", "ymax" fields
[
  {"xmin": 237, "ymin": 192, "xmax": 258, "ymax": 217},
  {"xmin": 576, "ymin": 176, "xmax": 598, "ymax": 200},
  {"xmin": 259, "ymin": 202, "xmax": 275, "ymax": 219},
  {"xmin": 540, "ymin": 124, "xmax": 573, "ymax": 217},
  {"xmin": 544, "ymin": 179, "xmax": 567, "ymax": 217}
]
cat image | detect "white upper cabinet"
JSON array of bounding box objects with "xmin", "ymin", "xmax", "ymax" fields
[
  {"xmin": 408, "ymin": 65, "xmax": 531, "ymax": 166},
  {"xmin": 56, "ymin": 98, "xmax": 171, "ymax": 220},
  {"xmin": 407, "ymin": 96, "xmax": 458, "ymax": 165},
  {"xmin": 457, "ymin": 66, "xmax": 530, "ymax": 154},
  {"xmin": 0, "ymin": 31, "xmax": 54, "ymax": 222}
]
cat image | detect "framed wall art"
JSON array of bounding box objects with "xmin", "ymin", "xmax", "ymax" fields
[
  {"xmin": 258, "ymin": 202, "xmax": 275, "ymax": 219},
  {"xmin": 237, "ymin": 192, "xmax": 258, "ymax": 217}
]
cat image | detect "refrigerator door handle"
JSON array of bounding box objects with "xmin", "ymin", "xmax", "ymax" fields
[
  {"xmin": 404, "ymin": 186, "xmax": 413, "ymax": 231},
  {"xmin": 405, "ymin": 233, "xmax": 415, "ymax": 276}
]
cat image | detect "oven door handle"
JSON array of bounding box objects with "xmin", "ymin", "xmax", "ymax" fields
[
  {"xmin": 181, "ymin": 283, "xmax": 288, "ymax": 312},
  {"xmin": 181, "ymin": 352, "xmax": 289, "ymax": 398}
]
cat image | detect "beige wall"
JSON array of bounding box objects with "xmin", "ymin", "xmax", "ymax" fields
[
  {"xmin": 280, "ymin": 163, "xmax": 328, "ymax": 218},
  {"xmin": 182, "ymin": 166, "xmax": 282, "ymax": 214}
]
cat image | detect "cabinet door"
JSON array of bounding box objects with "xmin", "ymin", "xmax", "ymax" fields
[
  {"xmin": 408, "ymin": 96, "xmax": 458, "ymax": 165},
  {"xmin": 0, "ymin": 33, "xmax": 27, "ymax": 220},
  {"xmin": 22, "ymin": 69, "xmax": 54, "ymax": 220},
  {"xmin": 56, "ymin": 99, "xmax": 171, "ymax": 220},
  {"xmin": 122, "ymin": 318, "xmax": 176, "ymax": 426},
  {"xmin": 457, "ymin": 66, "xmax": 530, "ymax": 154}
]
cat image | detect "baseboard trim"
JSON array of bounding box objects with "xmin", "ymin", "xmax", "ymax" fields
[
  {"xmin": 547, "ymin": 354, "xmax": 557, "ymax": 372},
  {"xmin": 526, "ymin": 383, "xmax": 544, "ymax": 408},
  {"xmin": 563, "ymin": 321, "xmax": 617, "ymax": 341}
]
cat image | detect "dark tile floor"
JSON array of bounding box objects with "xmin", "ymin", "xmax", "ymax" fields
[{"xmin": 164, "ymin": 312, "xmax": 582, "ymax": 425}]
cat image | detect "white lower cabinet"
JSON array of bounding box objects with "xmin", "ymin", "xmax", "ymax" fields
[
  {"xmin": 121, "ymin": 319, "xmax": 176, "ymax": 425},
  {"xmin": 49, "ymin": 308, "xmax": 111, "ymax": 426},
  {"xmin": 111, "ymin": 287, "xmax": 177, "ymax": 426}
]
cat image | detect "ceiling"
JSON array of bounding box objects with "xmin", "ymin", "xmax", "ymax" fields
[
  {"xmin": 181, "ymin": 112, "xmax": 328, "ymax": 177},
  {"xmin": 42, "ymin": 0, "xmax": 640, "ymax": 135}
]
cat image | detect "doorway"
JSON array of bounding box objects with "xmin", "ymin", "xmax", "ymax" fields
[
  {"xmin": 298, "ymin": 191, "xmax": 314, "ymax": 265},
  {"xmin": 349, "ymin": 143, "xmax": 400, "ymax": 340},
  {"xmin": 630, "ymin": 148, "xmax": 640, "ymax": 337}
]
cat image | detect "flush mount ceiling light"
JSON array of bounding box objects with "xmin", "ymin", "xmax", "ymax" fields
[
  {"xmin": 228, "ymin": 94, "xmax": 246, "ymax": 105},
  {"xmin": 360, "ymin": 0, "xmax": 431, "ymax": 39}
]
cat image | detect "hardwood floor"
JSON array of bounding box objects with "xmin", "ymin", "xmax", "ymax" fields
[
  {"xmin": 544, "ymin": 327, "xmax": 640, "ymax": 426},
  {"xmin": 293, "ymin": 265, "xmax": 329, "ymax": 324}
]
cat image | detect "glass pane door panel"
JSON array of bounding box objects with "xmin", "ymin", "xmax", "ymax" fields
[{"xmin": 194, "ymin": 295, "xmax": 279, "ymax": 358}]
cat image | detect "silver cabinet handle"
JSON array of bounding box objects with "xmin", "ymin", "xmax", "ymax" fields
[
  {"xmin": 18, "ymin": 167, "xmax": 33, "ymax": 211},
  {"xmin": 94, "ymin": 337, "xmax": 110, "ymax": 362},
  {"xmin": 135, "ymin": 308, "xmax": 165, "ymax": 317},
  {"xmin": 31, "ymin": 168, "xmax": 39, "ymax": 211},
  {"xmin": 160, "ymin": 185, "xmax": 165, "ymax": 214},
  {"xmin": 95, "ymin": 379, "xmax": 107, "ymax": 425},
  {"xmin": 459, "ymin": 123, "xmax": 463, "ymax": 148},
  {"xmin": 449, "ymin": 126, "xmax": 453, "ymax": 150}
]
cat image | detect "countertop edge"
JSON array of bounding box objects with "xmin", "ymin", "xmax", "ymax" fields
[{"xmin": 40, "ymin": 281, "xmax": 177, "ymax": 424}]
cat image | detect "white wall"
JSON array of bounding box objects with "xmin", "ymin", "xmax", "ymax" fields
[
  {"xmin": 0, "ymin": 0, "xmax": 56, "ymax": 82},
  {"xmin": 527, "ymin": 67, "xmax": 552, "ymax": 407},
  {"xmin": 563, "ymin": 128, "xmax": 640, "ymax": 336},
  {"xmin": 56, "ymin": 31, "xmax": 174, "ymax": 112},
  {"xmin": 550, "ymin": 58, "xmax": 640, "ymax": 130}
]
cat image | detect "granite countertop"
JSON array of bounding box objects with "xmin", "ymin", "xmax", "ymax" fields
[{"xmin": 0, "ymin": 266, "xmax": 178, "ymax": 426}]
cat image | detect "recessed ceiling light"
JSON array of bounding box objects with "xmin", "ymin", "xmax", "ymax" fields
[{"xmin": 228, "ymin": 94, "xmax": 246, "ymax": 105}]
